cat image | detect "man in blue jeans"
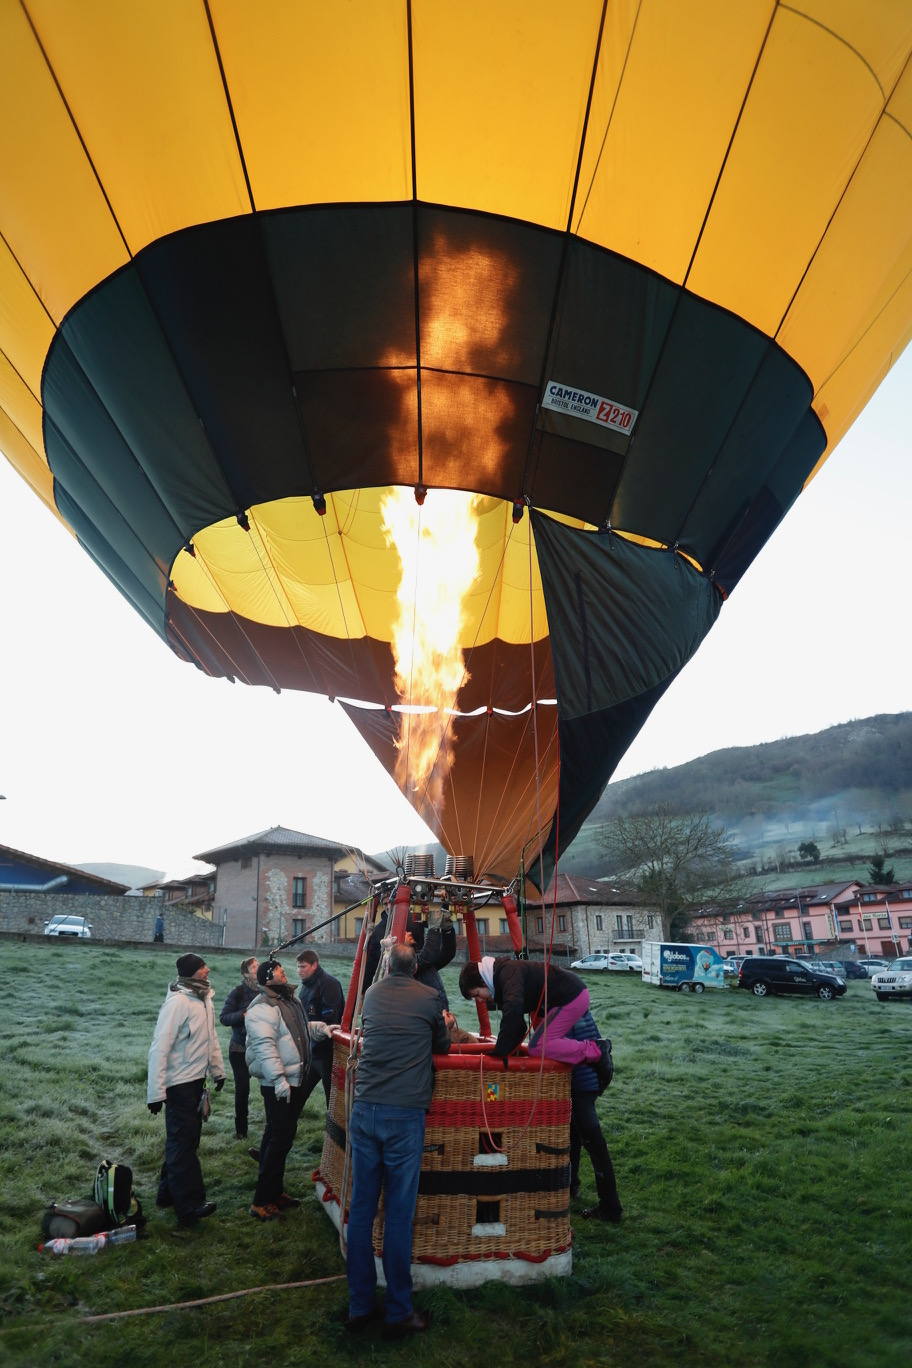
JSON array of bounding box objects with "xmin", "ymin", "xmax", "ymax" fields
[{"xmin": 345, "ymin": 940, "xmax": 450, "ymax": 1339}]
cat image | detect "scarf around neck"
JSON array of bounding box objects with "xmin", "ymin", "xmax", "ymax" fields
[
  {"xmin": 262, "ymin": 985, "xmax": 310, "ymax": 1069},
  {"xmin": 479, "ymin": 956, "xmax": 496, "ymax": 997},
  {"xmin": 171, "ymin": 976, "xmax": 212, "ymax": 1001}
]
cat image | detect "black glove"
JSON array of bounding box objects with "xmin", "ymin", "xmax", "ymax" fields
[
  {"xmin": 214, "ymin": 1078, "xmax": 225, "ymax": 1092},
  {"xmin": 148, "ymin": 1101, "xmax": 163, "ymax": 1114}
]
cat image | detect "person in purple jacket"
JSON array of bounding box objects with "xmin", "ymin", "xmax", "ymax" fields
[{"xmin": 459, "ymin": 956, "xmax": 612, "ymax": 1085}]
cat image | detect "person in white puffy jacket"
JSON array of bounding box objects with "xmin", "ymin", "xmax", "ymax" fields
[
  {"xmin": 146, "ymin": 953, "xmax": 225, "ymax": 1226},
  {"xmin": 245, "ymin": 959, "xmax": 333, "ymax": 1220}
]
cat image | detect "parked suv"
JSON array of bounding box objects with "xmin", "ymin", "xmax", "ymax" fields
[
  {"xmin": 43, "ymin": 914, "xmax": 93, "ymax": 939},
  {"xmin": 870, "ymin": 957, "xmax": 912, "ymax": 1002},
  {"xmin": 738, "ymin": 957, "xmax": 845, "ymax": 1000}
]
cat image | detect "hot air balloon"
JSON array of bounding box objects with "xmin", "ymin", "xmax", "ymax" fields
[
  {"xmin": 1, "ymin": 0, "xmax": 910, "ymax": 1284},
  {"xmin": 1, "ymin": 1, "xmax": 910, "ymax": 888}
]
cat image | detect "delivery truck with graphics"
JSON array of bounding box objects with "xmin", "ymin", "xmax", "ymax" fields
[{"xmin": 641, "ymin": 942, "xmax": 726, "ymax": 992}]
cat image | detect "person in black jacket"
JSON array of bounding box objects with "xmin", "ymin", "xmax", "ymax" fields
[
  {"xmin": 219, "ymin": 957, "xmax": 259, "ymax": 1139},
  {"xmin": 459, "ymin": 956, "xmax": 611, "ymax": 1084},
  {"xmin": 363, "ymin": 909, "xmax": 456, "ymax": 1005},
  {"xmin": 295, "ymin": 950, "xmax": 345, "ymax": 1105}
]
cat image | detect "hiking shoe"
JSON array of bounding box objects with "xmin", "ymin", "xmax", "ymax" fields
[
  {"xmin": 275, "ymin": 1192, "xmax": 301, "ymax": 1209},
  {"xmin": 249, "ymin": 1203, "xmax": 282, "ymax": 1221},
  {"xmin": 382, "ymin": 1309, "xmax": 431, "ymax": 1339},
  {"xmin": 342, "ymin": 1305, "xmax": 383, "ymax": 1332},
  {"xmin": 247, "ymin": 1147, "xmax": 261, "ymax": 1163}
]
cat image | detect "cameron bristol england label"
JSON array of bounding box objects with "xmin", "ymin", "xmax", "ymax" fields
[{"xmin": 542, "ymin": 380, "xmax": 638, "ymax": 435}]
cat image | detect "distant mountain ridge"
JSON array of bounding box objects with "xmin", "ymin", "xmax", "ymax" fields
[
  {"xmin": 555, "ymin": 712, "xmax": 912, "ymax": 880},
  {"xmin": 589, "ymin": 712, "xmax": 912, "ymax": 826}
]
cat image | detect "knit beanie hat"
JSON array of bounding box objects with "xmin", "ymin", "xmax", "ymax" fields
[
  {"xmin": 176, "ymin": 953, "xmax": 205, "ymax": 978},
  {"xmin": 257, "ymin": 959, "xmax": 281, "ymax": 985}
]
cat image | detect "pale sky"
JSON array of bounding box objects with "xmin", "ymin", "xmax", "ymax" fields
[{"xmin": 1, "ymin": 348, "xmax": 908, "ymax": 881}]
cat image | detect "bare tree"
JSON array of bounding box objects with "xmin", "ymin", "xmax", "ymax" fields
[{"xmin": 601, "ymin": 806, "xmax": 747, "ymax": 939}]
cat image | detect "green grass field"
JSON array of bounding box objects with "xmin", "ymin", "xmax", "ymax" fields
[{"xmin": 1, "ymin": 939, "xmax": 910, "ymax": 1367}]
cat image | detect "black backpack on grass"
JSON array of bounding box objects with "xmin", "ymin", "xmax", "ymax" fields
[
  {"xmin": 93, "ymin": 1160, "xmax": 144, "ymax": 1227},
  {"xmin": 41, "ymin": 1160, "xmax": 144, "ymax": 1240}
]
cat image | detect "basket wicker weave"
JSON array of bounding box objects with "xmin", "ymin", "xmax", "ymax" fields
[{"xmin": 315, "ymin": 1034, "xmax": 572, "ymax": 1266}]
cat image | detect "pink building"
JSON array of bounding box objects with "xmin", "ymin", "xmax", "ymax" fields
[{"xmin": 689, "ymin": 880, "xmax": 912, "ymax": 959}]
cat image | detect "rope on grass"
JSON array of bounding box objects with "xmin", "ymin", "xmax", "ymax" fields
[{"xmin": 80, "ymin": 1272, "xmax": 346, "ymax": 1322}]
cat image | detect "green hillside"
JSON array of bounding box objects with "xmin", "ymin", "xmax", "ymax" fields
[{"xmin": 563, "ymin": 712, "xmax": 912, "ymax": 884}]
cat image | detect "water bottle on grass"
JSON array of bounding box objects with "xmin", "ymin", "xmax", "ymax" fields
[
  {"xmin": 39, "ymin": 1233, "xmax": 108, "ymax": 1255},
  {"xmin": 106, "ymin": 1225, "xmax": 137, "ymax": 1244}
]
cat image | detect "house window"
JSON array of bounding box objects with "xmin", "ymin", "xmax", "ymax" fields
[
  {"xmin": 773, "ymin": 923, "xmax": 793, "ymax": 942},
  {"xmin": 899, "ymin": 889, "xmax": 912, "ymax": 900},
  {"xmin": 838, "ymin": 920, "xmax": 853, "ymax": 934},
  {"xmin": 241, "ymin": 856, "xmax": 251, "ymax": 870},
  {"xmin": 646, "ymin": 914, "xmax": 654, "ymax": 928},
  {"xmin": 615, "ymin": 914, "xmax": 624, "ymax": 933},
  {"xmin": 753, "ymin": 925, "xmax": 763, "ymax": 941},
  {"xmin": 899, "ymin": 917, "xmax": 912, "ymax": 930},
  {"xmin": 536, "ymin": 917, "xmax": 544, "ymax": 934},
  {"xmin": 558, "ymin": 915, "xmax": 566, "ymax": 932},
  {"xmin": 499, "ymin": 919, "xmax": 509, "ymax": 935},
  {"xmin": 803, "ymin": 922, "xmax": 813, "ymax": 940},
  {"xmin": 742, "ymin": 926, "xmax": 750, "ymax": 938},
  {"xmin": 723, "ymin": 928, "xmax": 734, "ymax": 940},
  {"xmin": 476, "ymin": 919, "xmax": 489, "ymax": 936},
  {"xmin": 292, "ymin": 876, "xmax": 307, "ymax": 908},
  {"xmin": 595, "ymin": 915, "xmax": 603, "ymax": 931},
  {"xmin": 862, "ymin": 893, "xmax": 877, "ymax": 903},
  {"xmin": 861, "ymin": 918, "xmax": 872, "ymax": 931},
  {"xmin": 877, "ymin": 916, "xmax": 891, "ymax": 930},
  {"xmin": 292, "ymin": 918, "xmax": 306, "ymax": 938},
  {"xmin": 354, "ymin": 917, "xmax": 364, "ymax": 936}
]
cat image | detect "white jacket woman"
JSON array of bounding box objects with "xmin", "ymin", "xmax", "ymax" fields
[
  {"xmin": 147, "ymin": 981, "xmax": 225, "ymax": 1103},
  {"xmin": 245, "ymin": 979, "xmax": 331, "ymax": 1099}
]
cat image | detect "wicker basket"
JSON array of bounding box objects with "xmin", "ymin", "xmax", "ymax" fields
[{"xmin": 315, "ymin": 1034, "xmax": 572, "ymax": 1268}]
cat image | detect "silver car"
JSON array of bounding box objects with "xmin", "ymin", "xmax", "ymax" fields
[{"xmin": 871, "ymin": 957, "xmax": 912, "ymax": 1002}]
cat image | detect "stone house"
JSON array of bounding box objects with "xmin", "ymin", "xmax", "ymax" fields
[
  {"xmin": 519, "ymin": 875, "xmax": 653, "ymax": 958},
  {"xmin": 194, "ymin": 825, "xmax": 349, "ymax": 950}
]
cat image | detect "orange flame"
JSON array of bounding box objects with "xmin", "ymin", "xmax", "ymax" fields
[
  {"xmin": 378, "ymin": 230, "xmax": 519, "ymax": 816},
  {"xmin": 381, "ymin": 487, "xmax": 482, "ymax": 812}
]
